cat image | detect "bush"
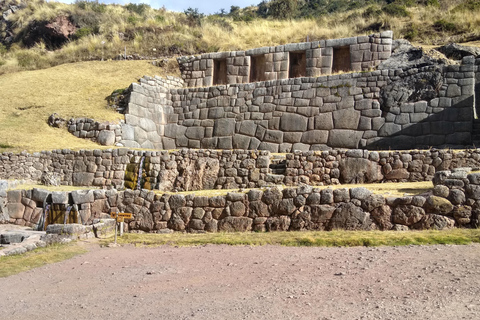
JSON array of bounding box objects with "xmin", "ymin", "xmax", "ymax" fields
[
  {"xmin": 127, "ymin": 16, "xmax": 139, "ymax": 25},
  {"xmin": 0, "ymin": 44, "xmax": 7, "ymax": 56},
  {"xmin": 75, "ymin": 27, "xmax": 94, "ymax": 38},
  {"xmin": 382, "ymin": 3, "xmax": 410, "ymax": 17},
  {"xmin": 403, "ymin": 24, "xmax": 419, "ymax": 41},
  {"xmin": 453, "ymin": 0, "xmax": 480, "ymax": 12},
  {"xmin": 184, "ymin": 7, "xmax": 204, "ymax": 26},
  {"xmin": 125, "ymin": 3, "xmax": 150, "ymax": 15},
  {"xmin": 155, "ymin": 15, "xmax": 165, "ymax": 22},
  {"xmin": 362, "ymin": 6, "xmax": 382, "ymax": 18},
  {"xmin": 15, "ymin": 50, "xmax": 51, "ymax": 69},
  {"xmin": 74, "ymin": 0, "xmax": 106, "ymax": 13},
  {"xmin": 270, "ymin": 0, "xmax": 298, "ymax": 19},
  {"xmin": 433, "ymin": 19, "xmax": 458, "ymax": 32}
]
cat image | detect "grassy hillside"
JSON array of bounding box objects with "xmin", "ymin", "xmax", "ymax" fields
[
  {"xmin": 1, "ymin": 0, "xmax": 480, "ymax": 74},
  {"xmin": 0, "ymin": 60, "xmax": 169, "ymax": 152}
]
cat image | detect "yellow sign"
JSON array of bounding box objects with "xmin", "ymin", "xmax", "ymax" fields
[{"xmin": 110, "ymin": 212, "xmax": 133, "ymax": 220}]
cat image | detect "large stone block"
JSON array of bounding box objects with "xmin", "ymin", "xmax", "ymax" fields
[
  {"xmin": 213, "ymin": 118, "xmax": 235, "ymax": 136},
  {"xmin": 72, "ymin": 190, "xmax": 94, "ymax": 204},
  {"xmin": 72, "ymin": 173, "xmax": 95, "ymax": 186},
  {"xmin": 97, "ymin": 130, "xmax": 116, "ymax": 146},
  {"xmin": 301, "ymin": 130, "xmax": 328, "ymax": 144},
  {"xmin": 279, "ymin": 113, "xmax": 308, "ymax": 132},
  {"xmin": 218, "ymin": 217, "xmax": 252, "ymax": 232},
  {"xmin": 327, "ymin": 130, "xmax": 362, "ymax": 148},
  {"xmin": 333, "ymin": 109, "xmax": 361, "ymax": 129},
  {"xmin": 328, "ymin": 202, "xmax": 372, "ymax": 231},
  {"xmin": 7, "ymin": 203, "xmax": 25, "ymax": 219},
  {"xmin": 314, "ymin": 113, "xmax": 334, "ymax": 130}
]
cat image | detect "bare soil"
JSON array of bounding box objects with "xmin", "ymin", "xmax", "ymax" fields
[{"xmin": 1, "ymin": 242, "xmax": 479, "ymax": 320}]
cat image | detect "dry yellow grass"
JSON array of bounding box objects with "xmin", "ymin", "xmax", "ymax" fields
[{"xmin": 0, "ymin": 60, "xmax": 166, "ymax": 153}]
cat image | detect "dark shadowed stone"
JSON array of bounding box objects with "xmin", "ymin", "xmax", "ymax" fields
[
  {"xmin": 328, "ymin": 202, "xmax": 372, "ymax": 230},
  {"xmin": 189, "ymin": 219, "xmax": 206, "ymax": 230},
  {"xmin": 247, "ymin": 189, "xmax": 263, "ymax": 201},
  {"xmin": 310, "ymin": 205, "xmax": 335, "ymax": 224},
  {"xmin": 320, "ymin": 189, "xmax": 334, "ymax": 204},
  {"xmin": 424, "ymin": 196, "xmax": 453, "ymax": 215},
  {"xmin": 385, "ymin": 168, "xmax": 409, "ymax": 180},
  {"xmin": 262, "ymin": 187, "xmax": 283, "ymax": 205},
  {"xmin": 371, "ymin": 205, "xmax": 393, "ymax": 230},
  {"xmin": 412, "ymin": 214, "xmax": 455, "ymax": 230},
  {"xmin": 168, "ymin": 218, "xmax": 185, "ymax": 231},
  {"xmin": 205, "ymin": 220, "xmax": 218, "ymax": 232},
  {"xmin": 306, "ymin": 192, "xmax": 321, "ymax": 205},
  {"xmin": 361, "ymin": 194, "xmax": 385, "ymax": 211},
  {"xmin": 280, "ymin": 113, "xmax": 308, "ymax": 132},
  {"xmin": 333, "ymin": 188, "xmax": 350, "ymax": 202},
  {"xmin": 448, "ymin": 189, "xmax": 466, "ymax": 205},
  {"xmin": 230, "ymin": 202, "xmax": 246, "ymax": 217},
  {"xmin": 169, "ymin": 194, "xmax": 186, "ymax": 209},
  {"xmin": 392, "ymin": 205, "xmax": 424, "ymax": 226},
  {"xmin": 340, "ymin": 158, "xmax": 383, "ymax": 184},
  {"xmin": 249, "ymin": 201, "xmax": 269, "ymax": 217},
  {"xmin": 218, "ymin": 217, "xmax": 252, "ymax": 232},
  {"xmin": 453, "ymin": 205, "xmax": 472, "ymax": 225},
  {"xmin": 265, "ymin": 216, "xmax": 291, "ymax": 231},
  {"xmin": 466, "ymin": 184, "xmax": 480, "ymax": 200},
  {"xmin": 273, "ymin": 198, "xmax": 296, "ymax": 215},
  {"xmin": 433, "ymin": 171, "xmax": 451, "ymax": 186},
  {"xmin": 209, "ymin": 196, "xmax": 226, "ymax": 207}
]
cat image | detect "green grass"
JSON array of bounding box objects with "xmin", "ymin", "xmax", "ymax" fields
[
  {"xmin": 0, "ymin": 243, "xmax": 87, "ymax": 278},
  {"xmin": 102, "ymin": 229, "xmax": 480, "ymax": 248},
  {"xmin": 0, "ymin": 60, "xmax": 170, "ymax": 153}
]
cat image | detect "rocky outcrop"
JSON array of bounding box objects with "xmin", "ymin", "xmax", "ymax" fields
[
  {"xmin": 437, "ymin": 43, "xmax": 480, "ymax": 60},
  {"xmin": 21, "ymin": 15, "xmax": 76, "ymax": 49}
]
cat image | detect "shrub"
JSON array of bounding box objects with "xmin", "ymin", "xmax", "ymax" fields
[
  {"xmin": 269, "ymin": 0, "xmax": 298, "ymax": 19},
  {"xmin": 0, "ymin": 44, "xmax": 7, "ymax": 55},
  {"xmin": 127, "ymin": 16, "xmax": 139, "ymax": 25},
  {"xmin": 75, "ymin": 27, "xmax": 94, "ymax": 38},
  {"xmin": 125, "ymin": 3, "xmax": 150, "ymax": 15},
  {"xmin": 382, "ymin": 3, "xmax": 410, "ymax": 17},
  {"xmin": 433, "ymin": 19, "xmax": 458, "ymax": 32},
  {"xmin": 453, "ymin": 0, "xmax": 480, "ymax": 12},
  {"xmin": 155, "ymin": 15, "xmax": 165, "ymax": 22},
  {"xmin": 403, "ymin": 24, "xmax": 419, "ymax": 41},
  {"xmin": 184, "ymin": 7, "xmax": 204, "ymax": 26},
  {"xmin": 362, "ymin": 6, "xmax": 382, "ymax": 18},
  {"xmin": 74, "ymin": 0, "xmax": 106, "ymax": 13}
]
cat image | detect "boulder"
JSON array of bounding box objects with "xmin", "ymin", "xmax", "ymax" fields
[
  {"xmin": 328, "ymin": 202, "xmax": 372, "ymax": 231},
  {"xmin": 424, "ymin": 195, "xmax": 453, "ymax": 215},
  {"xmin": 412, "ymin": 214, "xmax": 455, "ymax": 230},
  {"xmin": 339, "ymin": 158, "xmax": 383, "ymax": 184},
  {"xmin": 370, "ymin": 205, "xmax": 393, "ymax": 230},
  {"xmin": 97, "ymin": 130, "xmax": 116, "ymax": 146},
  {"xmin": 265, "ymin": 216, "xmax": 291, "ymax": 231},
  {"xmin": 392, "ymin": 205, "xmax": 424, "ymax": 226},
  {"xmin": 218, "ymin": 216, "xmax": 252, "ymax": 232},
  {"xmin": 437, "ymin": 43, "xmax": 480, "ymax": 60}
]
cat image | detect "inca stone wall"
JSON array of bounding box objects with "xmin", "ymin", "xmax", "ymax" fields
[
  {"xmin": 67, "ymin": 118, "xmax": 122, "ymax": 146},
  {"xmin": 120, "ymin": 75, "xmax": 184, "ymax": 149},
  {"xmin": 1, "ymin": 148, "xmax": 480, "ymax": 193},
  {"xmin": 2, "ymin": 168, "xmax": 479, "ymax": 231},
  {"xmin": 120, "ymin": 56, "xmax": 475, "ymax": 151},
  {"xmin": 177, "ymin": 32, "xmax": 393, "ymax": 87}
]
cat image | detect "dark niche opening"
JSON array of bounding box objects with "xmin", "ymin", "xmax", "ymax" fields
[
  {"xmin": 213, "ymin": 59, "xmax": 227, "ymax": 85},
  {"xmin": 289, "ymin": 51, "xmax": 306, "ymax": 78},
  {"xmin": 250, "ymin": 55, "xmax": 266, "ymax": 82},
  {"xmin": 332, "ymin": 46, "xmax": 351, "ymax": 73}
]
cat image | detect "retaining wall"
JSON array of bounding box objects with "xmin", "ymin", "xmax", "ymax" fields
[
  {"xmin": 177, "ymin": 32, "xmax": 393, "ymax": 87},
  {"xmin": 1, "ymin": 168, "xmax": 479, "ymax": 232},
  {"xmin": 120, "ymin": 57, "xmax": 475, "ymax": 151},
  {"xmin": 1, "ymin": 148, "xmax": 480, "ymax": 191}
]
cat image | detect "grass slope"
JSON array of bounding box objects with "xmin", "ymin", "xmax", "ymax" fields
[
  {"xmin": 0, "ymin": 60, "xmax": 167, "ymax": 153},
  {"xmin": 0, "ymin": 243, "xmax": 87, "ymax": 278},
  {"xmin": 103, "ymin": 229, "xmax": 480, "ymax": 247}
]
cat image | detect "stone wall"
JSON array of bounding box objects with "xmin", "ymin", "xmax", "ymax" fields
[
  {"xmin": 2, "ymin": 168, "xmax": 479, "ymax": 231},
  {"xmin": 121, "ymin": 56, "xmax": 475, "ymax": 151},
  {"xmin": 1, "ymin": 148, "xmax": 480, "ymax": 193},
  {"xmin": 67, "ymin": 118, "xmax": 122, "ymax": 146},
  {"xmin": 120, "ymin": 75, "xmax": 184, "ymax": 149},
  {"xmin": 177, "ymin": 32, "xmax": 393, "ymax": 87}
]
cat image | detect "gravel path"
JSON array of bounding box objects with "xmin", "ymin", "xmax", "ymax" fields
[{"xmin": 1, "ymin": 243, "xmax": 480, "ymax": 320}]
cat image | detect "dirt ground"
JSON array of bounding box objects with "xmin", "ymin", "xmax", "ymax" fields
[{"xmin": 1, "ymin": 242, "xmax": 479, "ymax": 320}]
